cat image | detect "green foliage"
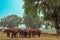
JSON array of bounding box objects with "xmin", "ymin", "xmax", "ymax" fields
[
  {"xmin": 23, "ymin": 14, "xmax": 41, "ymax": 29},
  {"xmin": 23, "ymin": 0, "xmax": 60, "ymax": 31},
  {"xmin": 23, "ymin": 0, "xmax": 60, "ymax": 18},
  {"xmin": 0, "ymin": 15, "xmax": 22, "ymax": 28},
  {"xmin": 23, "ymin": 0, "xmax": 41, "ymax": 17}
]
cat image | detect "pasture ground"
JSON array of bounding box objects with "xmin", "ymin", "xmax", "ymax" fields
[{"xmin": 0, "ymin": 32, "xmax": 60, "ymax": 40}]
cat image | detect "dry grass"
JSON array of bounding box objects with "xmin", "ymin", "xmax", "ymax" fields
[{"xmin": 0, "ymin": 32, "xmax": 60, "ymax": 40}]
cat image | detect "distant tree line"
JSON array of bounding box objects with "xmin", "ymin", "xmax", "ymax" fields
[{"xmin": 0, "ymin": 14, "xmax": 42, "ymax": 29}]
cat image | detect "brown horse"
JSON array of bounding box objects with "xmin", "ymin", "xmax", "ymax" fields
[
  {"xmin": 3, "ymin": 29, "xmax": 12, "ymax": 37},
  {"xmin": 11, "ymin": 29, "xmax": 18, "ymax": 38},
  {"xmin": 36, "ymin": 30, "xmax": 41, "ymax": 37},
  {"xmin": 18, "ymin": 29, "xmax": 24, "ymax": 37}
]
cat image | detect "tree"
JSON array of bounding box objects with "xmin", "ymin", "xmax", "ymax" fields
[
  {"xmin": 23, "ymin": 0, "xmax": 41, "ymax": 17},
  {"xmin": 0, "ymin": 15, "xmax": 22, "ymax": 28},
  {"xmin": 23, "ymin": 0, "xmax": 60, "ymax": 34},
  {"xmin": 41, "ymin": 0, "xmax": 60, "ymax": 34},
  {"xmin": 23, "ymin": 14, "xmax": 41, "ymax": 29}
]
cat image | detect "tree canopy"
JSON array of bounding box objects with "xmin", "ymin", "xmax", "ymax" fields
[
  {"xmin": 23, "ymin": 14, "xmax": 41, "ymax": 29},
  {"xmin": 23, "ymin": 0, "xmax": 60, "ymax": 33},
  {"xmin": 0, "ymin": 15, "xmax": 22, "ymax": 28}
]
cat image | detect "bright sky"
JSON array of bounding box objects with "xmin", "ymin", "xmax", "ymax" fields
[{"xmin": 0, "ymin": 0, "xmax": 24, "ymax": 18}]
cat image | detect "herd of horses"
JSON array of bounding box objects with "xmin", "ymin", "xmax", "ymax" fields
[{"xmin": 3, "ymin": 28, "xmax": 41, "ymax": 38}]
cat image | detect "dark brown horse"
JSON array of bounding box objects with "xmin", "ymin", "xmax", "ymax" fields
[
  {"xmin": 36, "ymin": 30, "xmax": 41, "ymax": 37},
  {"xmin": 11, "ymin": 29, "xmax": 18, "ymax": 38},
  {"xmin": 3, "ymin": 29, "xmax": 12, "ymax": 37},
  {"xmin": 18, "ymin": 29, "xmax": 24, "ymax": 37}
]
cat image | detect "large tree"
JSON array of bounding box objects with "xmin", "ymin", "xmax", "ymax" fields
[
  {"xmin": 23, "ymin": 0, "xmax": 60, "ymax": 33},
  {"xmin": 23, "ymin": 14, "xmax": 41, "ymax": 29},
  {"xmin": 0, "ymin": 15, "xmax": 22, "ymax": 28}
]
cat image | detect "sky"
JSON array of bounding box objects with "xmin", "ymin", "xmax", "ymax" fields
[{"xmin": 0, "ymin": 0, "xmax": 24, "ymax": 18}]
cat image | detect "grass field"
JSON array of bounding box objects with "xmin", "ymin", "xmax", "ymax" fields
[{"xmin": 0, "ymin": 32, "xmax": 60, "ymax": 40}]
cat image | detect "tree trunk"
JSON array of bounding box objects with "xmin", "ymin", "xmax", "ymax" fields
[
  {"xmin": 55, "ymin": 21, "xmax": 59, "ymax": 34},
  {"xmin": 53, "ymin": 7, "xmax": 59, "ymax": 34}
]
